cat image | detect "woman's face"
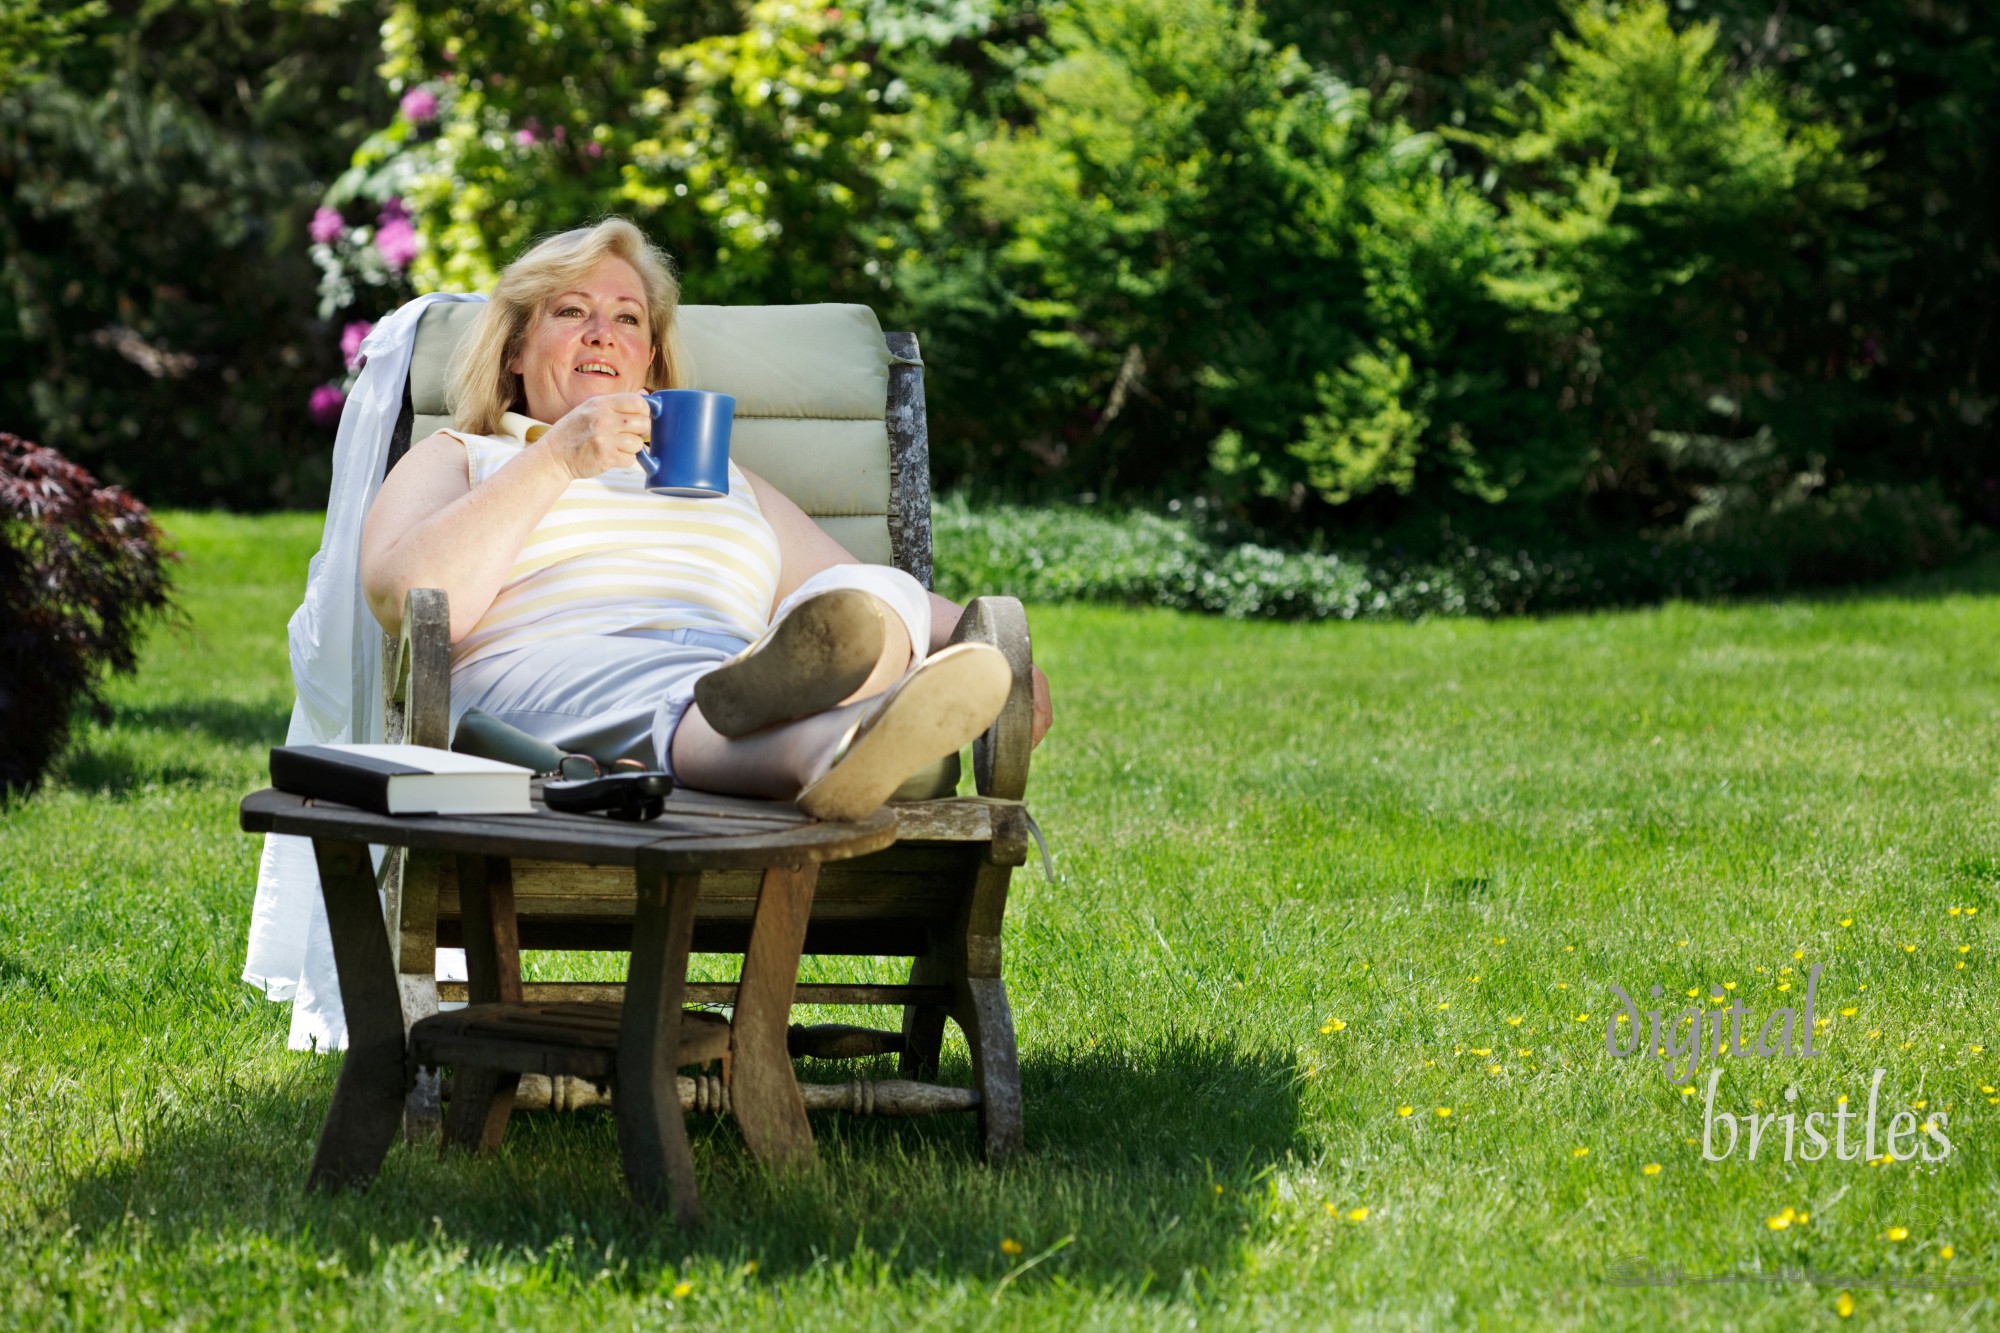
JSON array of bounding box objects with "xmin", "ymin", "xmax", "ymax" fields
[{"xmin": 509, "ymin": 255, "xmax": 655, "ymax": 423}]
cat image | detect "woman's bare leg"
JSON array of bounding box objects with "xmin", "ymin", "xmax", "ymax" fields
[
  {"xmin": 841, "ymin": 594, "xmax": 913, "ymax": 704},
  {"xmin": 669, "ymin": 698, "xmax": 865, "ymax": 799}
]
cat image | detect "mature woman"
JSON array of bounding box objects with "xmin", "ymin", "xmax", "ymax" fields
[{"xmin": 359, "ymin": 218, "xmax": 1051, "ymax": 817}]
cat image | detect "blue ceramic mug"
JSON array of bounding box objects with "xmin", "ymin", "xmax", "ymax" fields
[{"xmin": 639, "ymin": 389, "xmax": 734, "ymax": 497}]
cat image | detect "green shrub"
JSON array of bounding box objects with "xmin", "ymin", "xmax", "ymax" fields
[
  {"xmin": 0, "ymin": 0, "xmax": 388, "ymax": 508},
  {"xmin": 933, "ymin": 490, "xmax": 1976, "ymax": 621},
  {"xmin": 0, "ymin": 433, "xmax": 174, "ymax": 796}
]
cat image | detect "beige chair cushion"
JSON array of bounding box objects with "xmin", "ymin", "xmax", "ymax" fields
[{"xmin": 403, "ymin": 300, "xmax": 896, "ymax": 564}]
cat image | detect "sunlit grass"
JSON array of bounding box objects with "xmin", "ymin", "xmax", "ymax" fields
[{"xmin": 2, "ymin": 511, "xmax": 1995, "ymax": 1328}]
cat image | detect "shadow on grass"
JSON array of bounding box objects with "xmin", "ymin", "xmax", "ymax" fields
[
  {"xmin": 107, "ymin": 699, "xmax": 292, "ymax": 749},
  {"xmin": 50, "ymin": 699, "xmax": 289, "ymax": 795},
  {"xmin": 58, "ymin": 1036, "xmax": 1302, "ymax": 1291}
]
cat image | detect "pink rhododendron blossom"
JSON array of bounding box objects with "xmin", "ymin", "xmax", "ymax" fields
[
  {"xmin": 309, "ymin": 206, "xmax": 343, "ymax": 245},
  {"xmin": 375, "ymin": 217, "xmax": 418, "ymax": 270},
  {"xmin": 400, "ymin": 87, "xmax": 438, "ymax": 123},
  {"xmin": 514, "ymin": 118, "xmax": 542, "ymax": 146},
  {"xmin": 378, "ymin": 196, "xmax": 409, "ymax": 227},
  {"xmin": 309, "ymin": 383, "xmax": 346, "ymax": 424},
  {"xmin": 341, "ymin": 321, "xmax": 374, "ymax": 370},
  {"xmin": 586, "ymin": 141, "xmax": 604, "ymax": 159}
]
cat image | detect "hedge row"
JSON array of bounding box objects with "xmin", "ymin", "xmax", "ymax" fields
[{"xmin": 931, "ymin": 484, "xmax": 1980, "ymax": 620}]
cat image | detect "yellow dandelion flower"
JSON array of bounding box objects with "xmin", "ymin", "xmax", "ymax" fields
[
  {"xmin": 1866, "ymin": 1029, "xmax": 1881, "ymax": 1039},
  {"xmin": 1642, "ymin": 1163, "xmax": 1662, "ymax": 1176},
  {"xmin": 1983, "ymin": 1086, "xmax": 1996, "ymax": 1095},
  {"xmin": 1468, "ymin": 974, "xmax": 1482, "ymax": 983},
  {"xmin": 1885, "ymin": 1227, "xmax": 1909, "ymax": 1242},
  {"xmin": 1724, "ymin": 981, "xmax": 1737, "ymax": 991},
  {"xmin": 1572, "ymin": 1146, "xmax": 1589, "ymax": 1158},
  {"xmin": 1957, "ymin": 961, "xmax": 1967, "ymax": 970},
  {"xmin": 1685, "ymin": 988, "xmax": 1700, "ymax": 998},
  {"xmin": 1836, "ymin": 1291, "xmax": 1854, "ymax": 1318},
  {"xmin": 1840, "ymin": 917, "xmax": 1853, "ymax": 928},
  {"xmin": 1470, "ymin": 1048, "xmax": 1492, "ymax": 1056},
  {"xmin": 1941, "ymin": 1246, "xmax": 1956, "ymax": 1260},
  {"xmin": 1001, "ymin": 1238, "xmax": 1024, "ymax": 1256},
  {"xmin": 1487, "ymin": 1064, "xmax": 1502, "ymax": 1075},
  {"xmin": 1837, "ymin": 1095, "xmax": 1849, "ymax": 1105},
  {"xmin": 1793, "ymin": 949, "xmax": 1804, "ymax": 960},
  {"xmin": 1778, "ymin": 983, "xmax": 1792, "ymax": 992},
  {"xmin": 1959, "ymin": 945, "xmax": 1972, "ymax": 954},
  {"xmin": 671, "ymin": 1281, "xmax": 693, "ymax": 1299},
  {"xmin": 1397, "ymin": 1105, "xmax": 1414, "ymax": 1117},
  {"xmin": 1968, "ymin": 907, "xmax": 1980, "ymax": 915},
  {"xmin": 1563, "ymin": 945, "xmax": 1575, "ymax": 952},
  {"xmin": 1436, "ymin": 1106, "xmax": 1453, "ymax": 1118},
  {"xmin": 1347, "ymin": 1207, "xmax": 1369, "ymax": 1222},
  {"xmin": 1507, "ymin": 1016, "xmax": 1523, "ymax": 1027},
  {"xmin": 1900, "ymin": 1040, "xmax": 1916, "ymax": 1050},
  {"xmin": 1324, "ymin": 1202, "xmax": 1338, "ymax": 1216},
  {"xmin": 1616, "ymin": 1013, "xmax": 1630, "ymax": 1024},
  {"xmin": 1949, "ymin": 907, "xmax": 1962, "ymax": 916},
  {"xmin": 1213, "ymin": 1184, "xmax": 1224, "ymax": 1195},
  {"xmin": 1913, "ymin": 1099, "xmax": 1927, "ymax": 1109},
  {"xmin": 1681, "ymin": 1085, "xmax": 1696, "ymax": 1097},
  {"xmin": 1556, "ymin": 982, "xmax": 1569, "ymax": 990},
  {"xmin": 1840, "ymin": 1006, "xmax": 1858, "ymax": 1017},
  {"xmin": 1767, "ymin": 1215, "xmax": 1792, "ymax": 1231},
  {"xmin": 1680, "ymin": 939, "xmax": 1690, "ymax": 947},
  {"xmin": 1436, "ymin": 1001, "xmax": 1450, "ymax": 1010},
  {"xmin": 1324, "ymin": 1018, "xmax": 1347, "ymax": 1032},
  {"xmin": 1493, "ymin": 935, "xmax": 1506, "ymax": 945},
  {"xmin": 1798, "ymin": 1212, "xmax": 1810, "ymax": 1224},
  {"xmin": 1574, "ymin": 1013, "xmax": 1591, "ymax": 1022},
  {"xmin": 1516, "ymin": 1047, "xmax": 1533, "ymax": 1057},
  {"xmin": 1903, "ymin": 944, "xmax": 1916, "ymax": 953}
]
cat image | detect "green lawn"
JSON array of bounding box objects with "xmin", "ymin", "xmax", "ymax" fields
[{"xmin": 2, "ymin": 511, "xmax": 1995, "ymax": 1329}]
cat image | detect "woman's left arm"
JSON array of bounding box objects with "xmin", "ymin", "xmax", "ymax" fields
[{"xmin": 747, "ymin": 468, "xmax": 1052, "ymax": 746}]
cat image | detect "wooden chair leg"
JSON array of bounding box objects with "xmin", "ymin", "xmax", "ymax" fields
[
  {"xmin": 385, "ymin": 846, "xmax": 444, "ymax": 1143},
  {"xmin": 618, "ymin": 858, "xmax": 704, "ymax": 1226},
  {"xmin": 729, "ymin": 863, "xmax": 819, "ymax": 1169},
  {"xmin": 898, "ymin": 951, "xmax": 949, "ymax": 1081},
  {"xmin": 305, "ymin": 839, "xmax": 411, "ymax": 1193},
  {"xmin": 955, "ymin": 852, "xmax": 1025, "ymax": 1161},
  {"xmin": 443, "ymin": 853, "xmax": 522, "ymax": 1156},
  {"xmin": 955, "ymin": 974, "xmax": 1024, "ymax": 1161}
]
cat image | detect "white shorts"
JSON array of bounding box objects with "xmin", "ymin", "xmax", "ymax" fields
[{"xmin": 447, "ymin": 563, "xmax": 932, "ymax": 780}]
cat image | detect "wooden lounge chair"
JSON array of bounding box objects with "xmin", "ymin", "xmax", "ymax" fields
[{"xmin": 375, "ymin": 301, "xmax": 1037, "ymax": 1160}]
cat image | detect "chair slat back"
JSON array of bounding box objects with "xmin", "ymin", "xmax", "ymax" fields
[{"xmin": 395, "ymin": 301, "xmax": 932, "ymax": 585}]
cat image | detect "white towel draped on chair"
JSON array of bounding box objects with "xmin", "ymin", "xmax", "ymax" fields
[{"xmin": 243, "ymin": 291, "xmax": 486, "ymax": 1052}]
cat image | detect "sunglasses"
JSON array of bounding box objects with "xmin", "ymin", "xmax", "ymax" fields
[{"xmin": 553, "ymin": 753, "xmax": 650, "ymax": 782}]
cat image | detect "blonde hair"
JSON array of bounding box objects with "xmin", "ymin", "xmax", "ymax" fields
[{"xmin": 449, "ymin": 217, "xmax": 689, "ymax": 434}]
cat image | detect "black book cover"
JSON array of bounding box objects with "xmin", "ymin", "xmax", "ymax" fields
[{"xmin": 269, "ymin": 745, "xmax": 429, "ymax": 814}]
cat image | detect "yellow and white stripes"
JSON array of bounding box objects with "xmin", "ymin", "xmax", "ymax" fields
[{"xmin": 443, "ymin": 412, "xmax": 781, "ymax": 672}]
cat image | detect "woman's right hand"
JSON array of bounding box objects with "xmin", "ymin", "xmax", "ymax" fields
[{"xmin": 534, "ymin": 392, "xmax": 653, "ymax": 481}]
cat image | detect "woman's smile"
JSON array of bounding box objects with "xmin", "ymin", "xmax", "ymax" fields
[{"xmin": 509, "ymin": 254, "xmax": 652, "ymax": 421}]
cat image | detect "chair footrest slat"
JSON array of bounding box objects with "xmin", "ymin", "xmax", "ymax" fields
[
  {"xmin": 438, "ymin": 981, "xmax": 956, "ymax": 1008},
  {"xmin": 506, "ymin": 1072, "xmax": 982, "ymax": 1117},
  {"xmin": 788, "ymin": 1023, "xmax": 905, "ymax": 1060},
  {"xmin": 411, "ymin": 1002, "xmax": 730, "ymax": 1080}
]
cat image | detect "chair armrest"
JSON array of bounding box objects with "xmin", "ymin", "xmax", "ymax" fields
[
  {"xmin": 389, "ymin": 587, "xmax": 452, "ymax": 750},
  {"xmin": 946, "ymin": 595, "xmax": 1034, "ymax": 800}
]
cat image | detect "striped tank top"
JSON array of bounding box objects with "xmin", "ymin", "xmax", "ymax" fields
[{"xmin": 443, "ymin": 413, "xmax": 783, "ymax": 672}]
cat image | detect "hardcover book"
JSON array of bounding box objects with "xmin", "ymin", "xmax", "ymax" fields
[{"xmin": 269, "ymin": 744, "xmax": 534, "ymax": 815}]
